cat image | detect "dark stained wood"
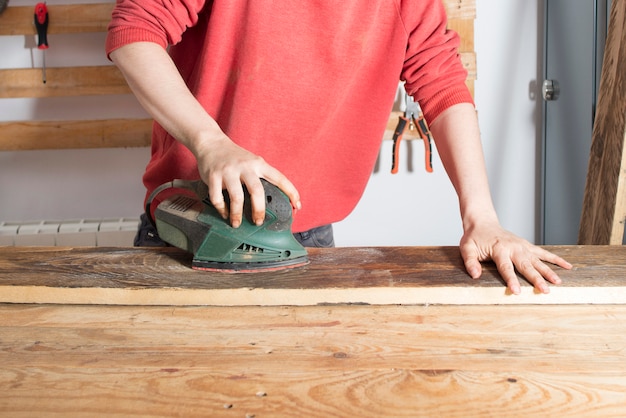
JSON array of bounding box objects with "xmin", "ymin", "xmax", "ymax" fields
[
  {"xmin": 579, "ymin": 0, "xmax": 626, "ymax": 244},
  {"xmin": 0, "ymin": 246, "xmax": 472, "ymax": 290},
  {"xmin": 0, "ymin": 246, "xmax": 624, "ymax": 306}
]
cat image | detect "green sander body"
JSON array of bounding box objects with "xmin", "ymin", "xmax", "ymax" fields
[{"xmin": 149, "ymin": 179, "xmax": 309, "ymax": 272}]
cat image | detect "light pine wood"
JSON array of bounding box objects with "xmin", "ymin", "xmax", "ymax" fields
[
  {"xmin": 448, "ymin": 18, "xmax": 475, "ymax": 52},
  {"xmin": 0, "ymin": 66, "xmax": 131, "ymax": 99},
  {"xmin": 0, "ymin": 303, "xmax": 625, "ymax": 417},
  {"xmin": 0, "ymin": 119, "xmax": 152, "ymax": 150},
  {"xmin": 579, "ymin": 0, "xmax": 626, "ymax": 245},
  {"xmin": 0, "ymin": 3, "xmax": 115, "ymax": 35},
  {"xmin": 0, "ymin": 246, "xmax": 624, "ymax": 306},
  {"xmin": 443, "ymin": 0, "xmax": 476, "ymax": 19}
]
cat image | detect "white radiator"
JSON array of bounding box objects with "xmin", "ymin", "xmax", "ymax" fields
[{"xmin": 0, "ymin": 218, "xmax": 139, "ymax": 247}]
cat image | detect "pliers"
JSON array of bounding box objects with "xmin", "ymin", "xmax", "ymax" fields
[{"xmin": 391, "ymin": 92, "xmax": 433, "ymax": 174}]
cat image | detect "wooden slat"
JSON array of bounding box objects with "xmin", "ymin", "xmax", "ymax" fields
[
  {"xmin": 459, "ymin": 51, "xmax": 477, "ymax": 80},
  {"xmin": 579, "ymin": 0, "xmax": 626, "ymax": 245},
  {"xmin": 0, "ymin": 119, "xmax": 152, "ymax": 150},
  {"xmin": 0, "ymin": 3, "xmax": 115, "ymax": 36},
  {"xmin": 443, "ymin": 0, "xmax": 476, "ymax": 20},
  {"xmin": 0, "ymin": 246, "xmax": 624, "ymax": 306},
  {"xmin": 0, "ymin": 303, "xmax": 625, "ymax": 416},
  {"xmin": 448, "ymin": 18, "xmax": 475, "ymax": 52},
  {"xmin": 0, "ymin": 52, "xmax": 473, "ymax": 99},
  {"xmin": 0, "ymin": 66, "xmax": 131, "ymax": 98}
]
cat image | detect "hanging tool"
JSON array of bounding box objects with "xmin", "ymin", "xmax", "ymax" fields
[
  {"xmin": 146, "ymin": 179, "xmax": 309, "ymax": 272},
  {"xmin": 391, "ymin": 92, "xmax": 433, "ymax": 174},
  {"xmin": 34, "ymin": 2, "xmax": 49, "ymax": 84},
  {"xmin": 0, "ymin": 0, "xmax": 9, "ymax": 15}
]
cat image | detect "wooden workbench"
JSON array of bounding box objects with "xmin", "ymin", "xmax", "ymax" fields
[{"xmin": 1, "ymin": 245, "xmax": 625, "ymax": 416}]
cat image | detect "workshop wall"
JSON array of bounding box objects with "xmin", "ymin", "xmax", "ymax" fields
[{"xmin": 0, "ymin": 0, "xmax": 541, "ymax": 247}]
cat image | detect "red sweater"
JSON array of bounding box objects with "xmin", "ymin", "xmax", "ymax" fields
[{"xmin": 106, "ymin": 0, "xmax": 473, "ymax": 232}]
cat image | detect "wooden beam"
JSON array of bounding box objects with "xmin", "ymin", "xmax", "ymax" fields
[
  {"xmin": 0, "ymin": 246, "xmax": 623, "ymax": 306},
  {"xmin": 0, "ymin": 3, "xmax": 114, "ymax": 36},
  {"xmin": 579, "ymin": 0, "xmax": 626, "ymax": 245},
  {"xmin": 0, "ymin": 66, "xmax": 131, "ymax": 98},
  {"xmin": 0, "ymin": 119, "xmax": 152, "ymax": 150}
]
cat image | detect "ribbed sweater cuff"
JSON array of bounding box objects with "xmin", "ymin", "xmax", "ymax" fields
[
  {"xmin": 421, "ymin": 84, "xmax": 474, "ymax": 124},
  {"xmin": 105, "ymin": 27, "xmax": 168, "ymax": 59}
]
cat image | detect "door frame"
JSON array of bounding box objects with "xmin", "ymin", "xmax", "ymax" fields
[{"xmin": 538, "ymin": 0, "xmax": 611, "ymax": 244}]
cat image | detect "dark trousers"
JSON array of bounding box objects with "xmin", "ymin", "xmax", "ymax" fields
[{"xmin": 134, "ymin": 213, "xmax": 334, "ymax": 248}]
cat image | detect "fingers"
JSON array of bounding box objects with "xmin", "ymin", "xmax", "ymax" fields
[
  {"xmin": 243, "ymin": 176, "xmax": 266, "ymax": 226},
  {"xmin": 534, "ymin": 247, "xmax": 573, "ymax": 271},
  {"xmin": 208, "ymin": 174, "xmax": 261, "ymax": 229},
  {"xmin": 460, "ymin": 244, "xmax": 483, "ymax": 279},
  {"xmin": 196, "ymin": 136, "xmax": 301, "ymax": 228},
  {"xmin": 206, "ymin": 168, "xmax": 300, "ymax": 229},
  {"xmin": 262, "ymin": 168, "xmax": 302, "ymax": 211},
  {"xmin": 208, "ymin": 175, "xmax": 229, "ymax": 221},
  {"xmin": 461, "ymin": 234, "xmax": 571, "ymax": 295},
  {"xmin": 492, "ymin": 247, "xmax": 567, "ymax": 295}
]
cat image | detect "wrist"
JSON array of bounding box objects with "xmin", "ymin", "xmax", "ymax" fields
[
  {"xmin": 187, "ymin": 124, "xmax": 230, "ymax": 159},
  {"xmin": 460, "ymin": 204, "xmax": 499, "ymax": 232}
]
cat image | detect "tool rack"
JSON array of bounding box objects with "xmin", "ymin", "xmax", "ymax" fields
[{"xmin": 0, "ymin": 1, "xmax": 476, "ymax": 150}]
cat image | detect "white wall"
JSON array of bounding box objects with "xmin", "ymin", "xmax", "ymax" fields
[
  {"xmin": 0, "ymin": 0, "xmax": 149, "ymax": 222},
  {"xmin": 0, "ymin": 0, "xmax": 542, "ymax": 247},
  {"xmin": 335, "ymin": 0, "xmax": 541, "ymax": 246}
]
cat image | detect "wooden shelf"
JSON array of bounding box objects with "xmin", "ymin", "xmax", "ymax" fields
[
  {"xmin": 0, "ymin": 1, "xmax": 476, "ymax": 150},
  {"xmin": 0, "ymin": 66, "xmax": 130, "ymax": 99},
  {"xmin": 0, "ymin": 3, "xmax": 114, "ymax": 36},
  {"xmin": 0, "ymin": 119, "xmax": 152, "ymax": 150}
]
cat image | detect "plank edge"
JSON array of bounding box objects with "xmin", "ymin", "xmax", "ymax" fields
[{"xmin": 3, "ymin": 285, "xmax": 625, "ymax": 306}]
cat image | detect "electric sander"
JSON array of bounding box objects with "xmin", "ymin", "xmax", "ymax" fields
[{"xmin": 147, "ymin": 179, "xmax": 309, "ymax": 272}]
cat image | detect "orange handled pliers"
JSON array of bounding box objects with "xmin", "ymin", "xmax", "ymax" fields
[{"xmin": 391, "ymin": 93, "xmax": 433, "ymax": 174}]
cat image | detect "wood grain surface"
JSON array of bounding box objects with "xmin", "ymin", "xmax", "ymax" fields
[
  {"xmin": 0, "ymin": 246, "xmax": 624, "ymax": 306},
  {"xmin": 0, "ymin": 66, "xmax": 130, "ymax": 99},
  {"xmin": 0, "ymin": 119, "xmax": 152, "ymax": 150},
  {"xmin": 1, "ymin": 303, "xmax": 625, "ymax": 417},
  {"xmin": 579, "ymin": 0, "xmax": 626, "ymax": 245}
]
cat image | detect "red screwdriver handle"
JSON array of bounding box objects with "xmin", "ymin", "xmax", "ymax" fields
[{"xmin": 34, "ymin": 3, "xmax": 49, "ymax": 50}]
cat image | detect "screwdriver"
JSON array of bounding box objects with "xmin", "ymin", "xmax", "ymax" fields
[{"xmin": 34, "ymin": 2, "xmax": 49, "ymax": 84}]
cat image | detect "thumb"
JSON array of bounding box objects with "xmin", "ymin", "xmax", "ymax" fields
[{"xmin": 461, "ymin": 243, "xmax": 483, "ymax": 279}]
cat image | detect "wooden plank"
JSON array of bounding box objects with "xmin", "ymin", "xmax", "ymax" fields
[
  {"xmin": 443, "ymin": 0, "xmax": 476, "ymax": 20},
  {"xmin": 0, "ymin": 66, "xmax": 131, "ymax": 98},
  {"xmin": 0, "ymin": 246, "xmax": 624, "ymax": 306},
  {"xmin": 448, "ymin": 18, "xmax": 474, "ymax": 52},
  {"xmin": 0, "ymin": 119, "xmax": 152, "ymax": 150},
  {"xmin": 0, "ymin": 303, "xmax": 625, "ymax": 416},
  {"xmin": 579, "ymin": 0, "xmax": 626, "ymax": 245},
  {"xmin": 459, "ymin": 51, "xmax": 477, "ymax": 80},
  {"xmin": 0, "ymin": 3, "xmax": 114, "ymax": 36}
]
